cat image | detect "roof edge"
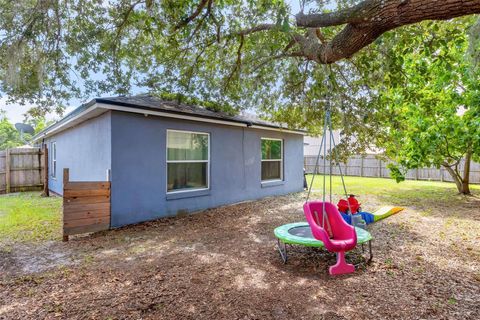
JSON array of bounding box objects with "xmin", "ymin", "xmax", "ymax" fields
[
  {"xmin": 31, "ymin": 99, "xmax": 98, "ymax": 142},
  {"xmin": 98, "ymin": 102, "xmax": 306, "ymax": 135},
  {"xmin": 32, "ymin": 98, "xmax": 306, "ymax": 141},
  {"xmin": 95, "ymin": 98, "xmax": 304, "ymax": 133}
]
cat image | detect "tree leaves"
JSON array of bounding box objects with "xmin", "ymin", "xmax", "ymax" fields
[{"xmin": 371, "ymin": 17, "xmax": 480, "ymax": 192}]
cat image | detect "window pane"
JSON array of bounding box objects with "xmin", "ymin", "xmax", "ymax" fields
[
  {"xmin": 261, "ymin": 161, "xmax": 281, "ymax": 181},
  {"xmin": 51, "ymin": 143, "xmax": 56, "ymax": 177},
  {"xmin": 167, "ymin": 131, "xmax": 208, "ymax": 161},
  {"xmin": 167, "ymin": 162, "xmax": 208, "ymax": 191},
  {"xmin": 261, "ymin": 140, "xmax": 282, "ymax": 160}
]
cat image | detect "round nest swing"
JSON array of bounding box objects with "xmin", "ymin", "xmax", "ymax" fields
[{"xmin": 274, "ymin": 222, "xmax": 372, "ymax": 248}]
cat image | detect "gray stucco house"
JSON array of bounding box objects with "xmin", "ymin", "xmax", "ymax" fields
[{"xmin": 33, "ymin": 95, "xmax": 305, "ymax": 227}]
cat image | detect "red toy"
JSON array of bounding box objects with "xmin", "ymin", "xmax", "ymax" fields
[{"xmin": 337, "ymin": 195, "xmax": 361, "ymax": 214}]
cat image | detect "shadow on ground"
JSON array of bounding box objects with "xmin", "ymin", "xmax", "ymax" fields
[{"xmin": 1, "ymin": 193, "xmax": 479, "ymax": 319}]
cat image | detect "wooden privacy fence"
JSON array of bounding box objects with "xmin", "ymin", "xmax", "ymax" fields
[
  {"xmin": 62, "ymin": 168, "xmax": 111, "ymax": 241},
  {"xmin": 304, "ymin": 155, "xmax": 480, "ymax": 184},
  {"xmin": 0, "ymin": 147, "xmax": 48, "ymax": 194}
]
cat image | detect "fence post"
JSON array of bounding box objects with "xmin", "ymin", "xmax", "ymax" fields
[
  {"xmin": 5, "ymin": 148, "xmax": 10, "ymax": 193},
  {"xmin": 415, "ymin": 168, "xmax": 419, "ymax": 180},
  {"xmin": 62, "ymin": 168, "xmax": 69, "ymax": 242},
  {"xmin": 378, "ymin": 159, "xmax": 382, "ymax": 178},
  {"xmin": 360, "ymin": 156, "xmax": 364, "ymax": 177},
  {"xmin": 440, "ymin": 167, "xmax": 444, "ymax": 182},
  {"xmin": 63, "ymin": 168, "xmax": 69, "ymax": 185},
  {"xmin": 42, "ymin": 145, "xmax": 49, "ymax": 197}
]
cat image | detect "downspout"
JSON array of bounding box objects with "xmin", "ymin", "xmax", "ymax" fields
[{"xmin": 242, "ymin": 122, "xmax": 253, "ymax": 191}]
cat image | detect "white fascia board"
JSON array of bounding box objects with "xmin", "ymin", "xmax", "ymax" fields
[
  {"xmin": 97, "ymin": 103, "xmax": 247, "ymax": 128},
  {"xmin": 33, "ymin": 102, "xmax": 305, "ymax": 141},
  {"xmin": 31, "ymin": 104, "xmax": 104, "ymax": 142},
  {"xmin": 98, "ymin": 103, "xmax": 305, "ymax": 135},
  {"xmin": 249, "ymin": 125, "xmax": 306, "ymax": 135}
]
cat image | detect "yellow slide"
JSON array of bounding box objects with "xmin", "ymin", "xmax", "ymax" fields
[{"xmin": 372, "ymin": 206, "xmax": 404, "ymax": 222}]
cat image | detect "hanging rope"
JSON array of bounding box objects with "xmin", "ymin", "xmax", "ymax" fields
[
  {"xmin": 329, "ymin": 114, "xmax": 333, "ymax": 204},
  {"xmin": 329, "ymin": 120, "xmax": 354, "ymax": 217},
  {"xmin": 304, "ymin": 68, "xmax": 355, "ymax": 219},
  {"xmin": 322, "ymin": 109, "xmax": 327, "ymax": 205},
  {"xmin": 305, "ymin": 103, "xmax": 328, "ymax": 203}
]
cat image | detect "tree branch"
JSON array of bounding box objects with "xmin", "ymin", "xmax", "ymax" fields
[
  {"xmin": 237, "ymin": 23, "xmax": 276, "ymax": 36},
  {"xmin": 251, "ymin": 52, "xmax": 304, "ymax": 73},
  {"xmin": 172, "ymin": 0, "xmax": 480, "ymax": 65},
  {"xmin": 224, "ymin": 35, "xmax": 244, "ymax": 88},
  {"xmin": 174, "ymin": 0, "xmax": 210, "ymax": 30},
  {"xmin": 296, "ymin": 0, "xmax": 480, "ymax": 29},
  {"xmin": 296, "ymin": 1, "xmax": 372, "ymax": 28},
  {"xmin": 295, "ymin": 0, "xmax": 480, "ymax": 64}
]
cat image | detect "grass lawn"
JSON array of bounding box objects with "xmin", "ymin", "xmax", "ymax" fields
[
  {"xmin": 0, "ymin": 177, "xmax": 477, "ymax": 246},
  {"xmin": 0, "ymin": 178, "xmax": 479, "ymax": 319},
  {"xmin": 307, "ymin": 174, "xmax": 480, "ymax": 198},
  {"xmin": 307, "ymin": 174, "xmax": 480, "ymax": 209},
  {"xmin": 0, "ymin": 192, "xmax": 62, "ymax": 244}
]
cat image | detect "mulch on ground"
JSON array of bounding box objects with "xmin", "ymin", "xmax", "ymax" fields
[{"xmin": 1, "ymin": 192, "xmax": 479, "ymax": 319}]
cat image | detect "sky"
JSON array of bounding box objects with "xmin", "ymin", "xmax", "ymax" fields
[
  {"xmin": 0, "ymin": 96, "xmax": 44, "ymax": 124},
  {"xmin": 0, "ymin": 0, "xmax": 317, "ymax": 124}
]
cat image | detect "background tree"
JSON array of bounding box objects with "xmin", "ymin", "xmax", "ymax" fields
[
  {"xmin": 0, "ymin": 111, "xmax": 22, "ymax": 149},
  {"xmin": 0, "ymin": 111, "xmax": 51, "ymax": 149},
  {"xmin": 371, "ymin": 17, "xmax": 480, "ymax": 194},
  {"xmin": 26, "ymin": 116, "xmax": 56, "ymax": 136}
]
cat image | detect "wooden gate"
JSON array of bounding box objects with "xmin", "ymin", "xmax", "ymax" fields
[
  {"xmin": 0, "ymin": 147, "xmax": 48, "ymax": 194},
  {"xmin": 62, "ymin": 168, "xmax": 111, "ymax": 241}
]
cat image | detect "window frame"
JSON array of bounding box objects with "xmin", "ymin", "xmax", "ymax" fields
[
  {"xmin": 50, "ymin": 141, "xmax": 57, "ymax": 179},
  {"xmin": 260, "ymin": 137, "xmax": 284, "ymax": 182},
  {"xmin": 166, "ymin": 129, "xmax": 210, "ymax": 194}
]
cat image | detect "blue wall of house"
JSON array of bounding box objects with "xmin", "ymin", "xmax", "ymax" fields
[
  {"xmin": 110, "ymin": 111, "xmax": 304, "ymax": 227},
  {"xmin": 44, "ymin": 112, "xmax": 112, "ymax": 195}
]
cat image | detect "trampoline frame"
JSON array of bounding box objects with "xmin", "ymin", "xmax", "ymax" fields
[{"xmin": 274, "ymin": 223, "xmax": 373, "ymax": 266}]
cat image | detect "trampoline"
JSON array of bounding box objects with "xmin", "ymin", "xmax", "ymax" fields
[{"xmin": 274, "ymin": 222, "xmax": 373, "ymax": 264}]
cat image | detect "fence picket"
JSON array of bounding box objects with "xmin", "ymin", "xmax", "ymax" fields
[
  {"xmin": 0, "ymin": 147, "xmax": 47, "ymax": 194},
  {"xmin": 62, "ymin": 168, "xmax": 111, "ymax": 241},
  {"xmin": 304, "ymin": 155, "xmax": 480, "ymax": 184}
]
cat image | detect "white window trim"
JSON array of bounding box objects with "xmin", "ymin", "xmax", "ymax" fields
[
  {"xmin": 166, "ymin": 129, "xmax": 210, "ymax": 194},
  {"xmin": 261, "ymin": 137, "xmax": 284, "ymax": 182},
  {"xmin": 50, "ymin": 141, "xmax": 57, "ymax": 179}
]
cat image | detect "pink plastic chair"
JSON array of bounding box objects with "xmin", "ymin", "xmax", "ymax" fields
[{"xmin": 303, "ymin": 201, "xmax": 358, "ymax": 275}]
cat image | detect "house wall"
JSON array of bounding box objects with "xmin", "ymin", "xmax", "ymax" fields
[
  {"xmin": 110, "ymin": 111, "xmax": 304, "ymax": 227},
  {"xmin": 44, "ymin": 112, "xmax": 112, "ymax": 195}
]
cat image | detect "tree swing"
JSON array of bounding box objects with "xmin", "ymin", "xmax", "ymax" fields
[{"xmin": 274, "ymin": 103, "xmax": 373, "ymax": 276}]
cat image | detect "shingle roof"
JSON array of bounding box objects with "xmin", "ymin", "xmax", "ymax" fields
[
  {"xmin": 94, "ymin": 95, "xmax": 287, "ymax": 129},
  {"xmin": 33, "ymin": 95, "xmax": 304, "ymax": 142}
]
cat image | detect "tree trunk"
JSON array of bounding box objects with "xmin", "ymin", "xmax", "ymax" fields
[
  {"xmin": 443, "ymin": 164, "xmax": 463, "ymax": 193},
  {"xmin": 461, "ymin": 151, "xmax": 472, "ymax": 195},
  {"xmin": 442, "ymin": 154, "xmax": 472, "ymax": 195},
  {"xmin": 460, "ymin": 180, "xmax": 471, "ymax": 195}
]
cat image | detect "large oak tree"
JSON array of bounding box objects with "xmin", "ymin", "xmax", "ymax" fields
[{"xmin": 1, "ymin": 0, "xmax": 480, "ymax": 112}]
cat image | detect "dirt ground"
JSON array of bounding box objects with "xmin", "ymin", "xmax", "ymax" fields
[{"xmin": 1, "ymin": 192, "xmax": 479, "ymax": 320}]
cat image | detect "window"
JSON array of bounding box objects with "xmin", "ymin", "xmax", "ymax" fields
[
  {"xmin": 50, "ymin": 142, "xmax": 57, "ymax": 178},
  {"xmin": 261, "ymin": 138, "xmax": 283, "ymax": 181},
  {"xmin": 166, "ymin": 130, "xmax": 209, "ymax": 193}
]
